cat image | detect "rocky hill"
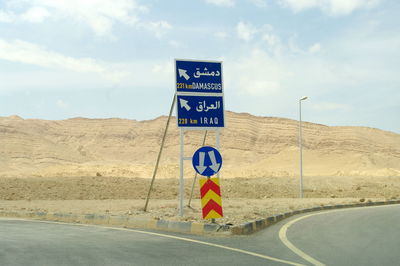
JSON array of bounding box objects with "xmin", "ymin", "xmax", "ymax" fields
[{"xmin": 1, "ymin": 112, "xmax": 399, "ymax": 178}]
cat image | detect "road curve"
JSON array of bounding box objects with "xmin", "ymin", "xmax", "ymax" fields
[
  {"xmin": 279, "ymin": 204, "xmax": 400, "ymax": 266},
  {"xmin": 0, "ymin": 218, "xmax": 301, "ymax": 266},
  {"xmin": 1, "ymin": 204, "xmax": 399, "ymax": 266}
]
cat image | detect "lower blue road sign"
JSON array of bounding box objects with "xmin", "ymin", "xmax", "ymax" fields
[
  {"xmin": 192, "ymin": 146, "xmax": 223, "ymax": 177},
  {"xmin": 177, "ymin": 95, "xmax": 224, "ymax": 128}
]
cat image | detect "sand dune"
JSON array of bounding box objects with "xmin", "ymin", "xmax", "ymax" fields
[{"xmin": 0, "ymin": 112, "xmax": 399, "ymax": 178}]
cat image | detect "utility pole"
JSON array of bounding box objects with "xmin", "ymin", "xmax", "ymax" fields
[{"xmin": 299, "ymin": 96, "xmax": 308, "ymax": 198}]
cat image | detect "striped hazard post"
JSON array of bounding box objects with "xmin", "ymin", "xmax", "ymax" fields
[{"xmin": 199, "ymin": 177, "xmax": 223, "ymax": 219}]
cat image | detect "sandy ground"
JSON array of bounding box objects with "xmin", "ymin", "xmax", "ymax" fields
[
  {"xmin": 1, "ymin": 176, "xmax": 399, "ymax": 200},
  {"xmin": 0, "ymin": 198, "xmax": 380, "ymax": 225},
  {"xmin": 1, "ymin": 115, "xmax": 399, "ymax": 225},
  {"xmin": 1, "ymin": 113, "xmax": 399, "ymax": 179},
  {"xmin": 1, "ymin": 176, "xmax": 399, "ymax": 225}
]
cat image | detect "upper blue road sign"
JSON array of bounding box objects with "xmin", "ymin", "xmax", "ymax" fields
[
  {"xmin": 177, "ymin": 95, "xmax": 224, "ymax": 128},
  {"xmin": 175, "ymin": 60, "xmax": 223, "ymax": 94},
  {"xmin": 192, "ymin": 146, "xmax": 223, "ymax": 177}
]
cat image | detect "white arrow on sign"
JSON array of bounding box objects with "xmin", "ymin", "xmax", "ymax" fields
[
  {"xmin": 208, "ymin": 150, "xmax": 220, "ymax": 172},
  {"xmin": 178, "ymin": 69, "xmax": 190, "ymax": 81},
  {"xmin": 179, "ymin": 98, "xmax": 191, "ymax": 111},
  {"xmin": 195, "ymin": 152, "xmax": 207, "ymax": 174}
]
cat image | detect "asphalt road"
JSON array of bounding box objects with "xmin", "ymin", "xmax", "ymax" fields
[
  {"xmin": 1, "ymin": 204, "xmax": 399, "ymax": 266},
  {"xmin": 279, "ymin": 204, "xmax": 400, "ymax": 266}
]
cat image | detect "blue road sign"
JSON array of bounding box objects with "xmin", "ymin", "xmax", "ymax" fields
[
  {"xmin": 177, "ymin": 95, "xmax": 224, "ymax": 128},
  {"xmin": 175, "ymin": 60, "xmax": 223, "ymax": 94},
  {"xmin": 192, "ymin": 146, "xmax": 223, "ymax": 177}
]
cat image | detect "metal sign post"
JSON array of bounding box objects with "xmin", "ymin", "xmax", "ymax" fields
[
  {"xmin": 179, "ymin": 128, "xmax": 185, "ymax": 216},
  {"xmin": 188, "ymin": 130, "xmax": 208, "ymax": 208}
]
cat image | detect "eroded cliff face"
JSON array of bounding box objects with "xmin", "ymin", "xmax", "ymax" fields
[{"xmin": 1, "ymin": 111, "xmax": 399, "ymax": 178}]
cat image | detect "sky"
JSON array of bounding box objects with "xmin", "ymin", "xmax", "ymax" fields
[{"xmin": 0, "ymin": 0, "xmax": 399, "ymax": 133}]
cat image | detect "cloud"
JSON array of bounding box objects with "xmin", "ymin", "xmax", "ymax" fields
[
  {"xmin": 56, "ymin": 99, "xmax": 68, "ymax": 109},
  {"xmin": 141, "ymin": 20, "xmax": 172, "ymax": 39},
  {"xmin": 311, "ymin": 102, "xmax": 351, "ymax": 111},
  {"xmin": 28, "ymin": 0, "xmax": 140, "ymax": 37},
  {"xmin": 0, "ymin": 41, "xmax": 175, "ymax": 93},
  {"xmin": 168, "ymin": 40, "xmax": 183, "ymax": 48},
  {"xmin": 236, "ymin": 21, "xmax": 258, "ymax": 41},
  {"xmin": 226, "ymin": 48, "xmax": 283, "ymax": 96},
  {"xmin": 226, "ymin": 17, "xmax": 400, "ymax": 123},
  {"xmin": 151, "ymin": 61, "xmax": 173, "ymax": 74},
  {"xmin": 236, "ymin": 21, "xmax": 282, "ymax": 54},
  {"xmin": 249, "ymin": 0, "xmax": 267, "ymax": 7},
  {"xmin": 214, "ymin": 31, "xmax": 229, "ymax": 40},
  {"xmin": 0, "ymin": 10, "xmax": 13, "ymax": 23},
  {"xmin": 308, "ymin": 43, "xmax": 322, "ymax": 53},
  {"xmin": 20, "ymin": 7, "xmax": 50, "ymax": 23},
  {"xmin": 205, "ymin": 0, "xmax": 235, "ymax": 7},
  {"xmin": 206, "ymin": 0, "xmax": 267, "ymax": 8},
  {"xmin": 0, "ymin": 7, "xmax": 49, "ymax": 23},
  {"xmin": 0, "ymin": 39, "xmax": 126, "ymax": 81},
  {"xmin": 279, "ymin": 0, "xmax": 381, "ymax": 16},
  {"xmin": 262, "ymin": 33, "xmax": 280, "ymax": 48},
  {"xmin": 0, "ymin": 0, "xmax": 171, "ymax": 38}
]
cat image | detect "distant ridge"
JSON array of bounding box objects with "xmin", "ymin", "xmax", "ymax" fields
[{"xmin": 1, "ymin": 111, "xmax": 399, "ymax": 178}]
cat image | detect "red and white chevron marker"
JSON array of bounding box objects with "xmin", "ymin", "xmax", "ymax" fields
[{"xmin": 199, "ymin": 177, "xmax": 223, "ymax": 219}]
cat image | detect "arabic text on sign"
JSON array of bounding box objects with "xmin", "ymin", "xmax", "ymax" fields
[
  {"xmin": 193, "ymin": 68, "xmax": 221, "ymax": 78},
  {"xmin": 196, "ymin": 100, "xmax": 221, "ymax": 112}
]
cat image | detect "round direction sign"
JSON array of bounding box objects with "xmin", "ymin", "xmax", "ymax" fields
[{"xmin": 192, "ymin": 146, "xmax": 222, "ymax": 177}]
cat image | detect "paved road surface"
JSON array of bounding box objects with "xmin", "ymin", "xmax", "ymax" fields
[
  {"xmin": 278, "ymin": 204, "xmax": 400, "ymax": 265},
  {"xmin": 1, "ymin": 204, "xmax": 399, "ymax": 266}
]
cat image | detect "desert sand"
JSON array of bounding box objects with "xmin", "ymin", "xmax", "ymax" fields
[
  {"xmin": 1, "ymin": 112, "xmax": 399, "ymax": 178},
  {"xmin": 0, "ymin": 112, "xmax": 399, "ymax": 224},
  {"xmin": 0, "ymin": 175, "xmax": 398, "ymax": 224}
]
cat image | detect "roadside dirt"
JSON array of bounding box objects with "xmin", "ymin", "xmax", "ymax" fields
[
  {"xmin": 0, "ymin": 198, "xmax": 379, "ymax": 225},
  {"xmin": 1, "ymin": 176, "xmax": 399, "ymax": 200},
  {"xmin": 1, "ymin": 176, "xmax": 398, "ymax": 225}
]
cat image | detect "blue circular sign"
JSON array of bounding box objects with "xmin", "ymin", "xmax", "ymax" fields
[{"xmin": 192, "ymin": 146, "xmax": 223, "ymax": 177}]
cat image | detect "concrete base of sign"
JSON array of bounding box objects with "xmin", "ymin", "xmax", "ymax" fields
[{"xmin": 0, "ymin": 210, "xmax": 231, "ymax": 235}]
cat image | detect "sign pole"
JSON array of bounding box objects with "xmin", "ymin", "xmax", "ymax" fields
[
  {"xmin": 216, "ymin": 129, "xmax": 221, "ymax": 178},
  {"xmin": 188, "ymin": 130, "xmax": 208, "ymax": 207},
  {"xmin": 212, "ymin": 129, "xmax": 221, "ymax": 223},
  {"xmin": 144, "ymin": 94, "xmax": 176, "ymax": 212},
  {"xmin": 179, "ymin": 128, "xmax": 185, "ymax": 216}
]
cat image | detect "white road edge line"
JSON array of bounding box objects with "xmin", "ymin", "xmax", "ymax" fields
[
  {"xmin": 0, "ymin": 218, "xmax": 305, "ymax": 266},
  {"xmin": 278, "ymin": 204, "xmax": 400, "ymax": 266},
  {"xmin": 279, "ymin": 213, "xmax": 326, "ymax": 266}
]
